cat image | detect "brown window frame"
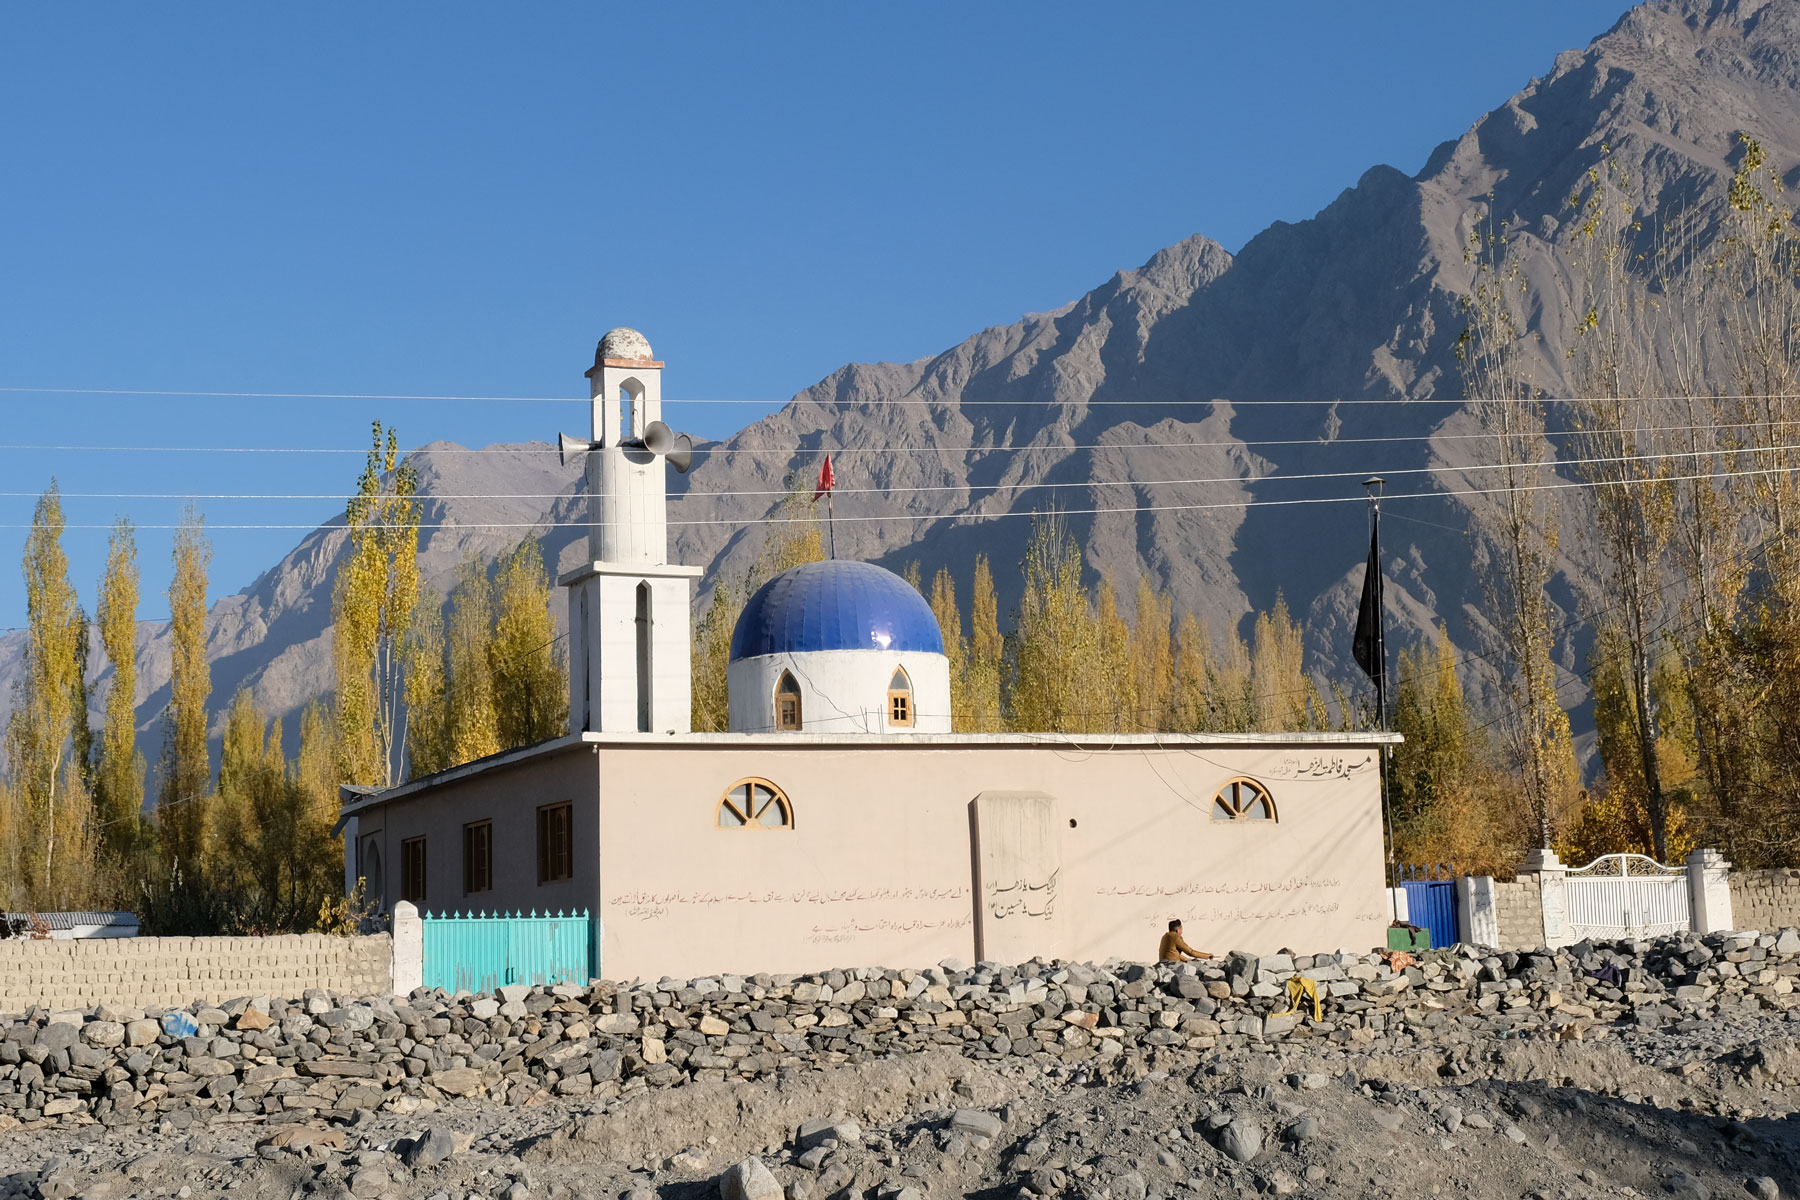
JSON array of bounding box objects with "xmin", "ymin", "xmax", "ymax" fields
[
  {"xmin": 716, "ymin": 778, "xmax": 795, "ymax": 830},
  {"xmin": 775, "ymin": 670, "xmax": 802, "ymax": 731},
  {"xmin": 401, "ymin": 836, "xmax": 427, "ymax": 906},
  {"xmin": 537, "ymin": 802, "xmax": 574, "ymax": 884},
  {"xmin": 1210, "ymin": 777, "xmax": 1277, "ymax": 823},
  {"xmin": 887, "ymin": 665, "xmax": 914, "ymax": 728},
  {"xmin": 463, "ymin": 820, "xmax": 493, "ymax": 896}
]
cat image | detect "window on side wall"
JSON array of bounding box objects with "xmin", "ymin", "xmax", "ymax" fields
[
  {"xmin": 717, "ymin": 778, "xmax": 794, "ymax": 829},
  {"xmin": 1211, "ymin": 777, "xmax": 1277, "ymax": 822},
  {"xmin": 463, "ymin": 820, "xmax": 493, "ymax": 896},
  {"xmin": 401, "ymin": 836, "xmax": 427, "ymax": 906},
  {"xmin": 538, "ymin": 802, "xmax": 573, "ymax": 883}
]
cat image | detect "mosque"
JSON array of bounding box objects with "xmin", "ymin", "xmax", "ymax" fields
[{"xmin": 337, "ymin": 329, "xmax": 1397, "ymax": 981}]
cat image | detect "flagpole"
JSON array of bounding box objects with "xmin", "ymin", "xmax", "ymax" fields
[
  {"xmin": 828, "ymin": 491, "xmax": 837, "ymax": 560},
  {"xmin": 1362, "ymin": 475, "xmax": 1399, "ymax": 927}
]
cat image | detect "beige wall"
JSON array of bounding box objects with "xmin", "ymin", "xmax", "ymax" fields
[
  {"xmin": 1493, "ymin": 875, "xmax": 1545, "ymax": 951},
  {"xmin": 589, "ymin": 736, "xmax": 1388, "ymax": 980},
  {"xmin": 0, "ymin": 934, "xmax": 391, "ymax": 1013},
  {"xmin": 345, "ymin": 733, "xmax": 1390, "ymax": 983},
  {"xmin": 1731, "ymin": 869, "xmax": 1800, "ymax": 932}
]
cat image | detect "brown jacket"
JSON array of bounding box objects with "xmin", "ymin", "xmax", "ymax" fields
[{"xmin": 1158, "ymin": 930, "xmax": 1210, "ymax": 962}]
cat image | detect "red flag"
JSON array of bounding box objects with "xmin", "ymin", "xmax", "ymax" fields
[{"xmin": 812, "ymin": 454, "xmax": 835, "ymax": 502}]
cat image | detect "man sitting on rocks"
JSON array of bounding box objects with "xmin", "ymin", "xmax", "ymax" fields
[{"xmin": 1158, "ymin": 919, "xmax": 1212, "ymax": 963}]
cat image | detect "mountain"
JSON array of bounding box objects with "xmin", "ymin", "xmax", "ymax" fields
[{"xmin": 4, "ymin": 0, "xmax": 1797, "ymax": 763}]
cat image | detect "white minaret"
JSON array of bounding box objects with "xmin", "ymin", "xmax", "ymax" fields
[{"xmin": 559, "ymin": 328, "xmax": 701, "ymax": 734}]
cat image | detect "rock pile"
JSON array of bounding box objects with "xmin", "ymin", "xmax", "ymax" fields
[{"xmin": 2, "ymin": 928, "xmax": 1798, "ymax": 1128}]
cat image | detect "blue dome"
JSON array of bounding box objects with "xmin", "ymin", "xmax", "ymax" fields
[{"xmin": 730, "ymin": 560, "xmax": 946, "ymax": 661}]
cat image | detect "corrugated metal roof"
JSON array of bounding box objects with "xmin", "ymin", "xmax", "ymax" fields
[{"xmin": 32, "ymin": 911, "xmax": 140, "ymax": 930}]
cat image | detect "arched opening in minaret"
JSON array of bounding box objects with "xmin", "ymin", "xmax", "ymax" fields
[
  {"xmin": 635, "ymin": 581, "xmax": 653, "ymax": 732},
  {"xmin": 619, "ymin": 378, "xmax": 644, "ymax": 440}
]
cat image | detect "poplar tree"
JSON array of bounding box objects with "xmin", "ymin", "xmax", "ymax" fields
[
  {"xmin": 1129, "ymin": 576, "xmax": 1175, "ymax": 732},
  {"xmin": 158, "ymin": 508, "xmax": 212, "ymax": 871},
  {"xmin": 334, "ymin": 422, "xmax": 421, "ymax": 787},
  {"xmin": 752, "ymin": 471, "xmax": 826, "ymax": 586},
  {"xmin": 212, "ymin": 689, "xmax": 290, "ymax": 929},
  {"xmin": 928, "ymin": 567, "xmax": 968, "ymax": 719},
  {"xmin": 690, "ymin": 576, "xmax": 742, "ymax": 733},
  {"xmin": 95, "ymin": 517, "xmax": 143, "ymax": 858},
  {"xmin": 7, "ymin": 484, "xmax": 88, "ymax": 905},
  {"xmin": 491, "ymin": 539, "xmax": 567, "ymax": 748},
  {"xmin": 1093, "ymin": 580, "xmax": 1132, "ymax": 731},
  {"xmin": 402, "ymin": 586, "xmax": 449, "ymax": 777},
  {"xmin": 963, "ymin": 556, "xmax": 1003, "ymax": 732},
  {"xmin": 1249, "ymin": 596, "xmax": 1326, "ymax": 730},
  {"xmin": 444, "ymin": 555, "xmax": 499, "ymax": 766},
  {"xmin": 1459, "ymin": 204, "xmax": 1578, "ymax": 848},
  {"xmin": 1008, "ymin": 516, "xmax": 1096, "ymax": 733}
]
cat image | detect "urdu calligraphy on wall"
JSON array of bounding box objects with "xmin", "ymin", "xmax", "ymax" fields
[
  {"xmin": 1267, "ymin": 754, "xmax": 1376, "ymax": 780},
  {"xmin": 610, "ymin": 884, "xmax": 971, "ymax": 923},
  {"xmin": 986, "ymin": 868, "xmax": 1059, "ymax": 921}
]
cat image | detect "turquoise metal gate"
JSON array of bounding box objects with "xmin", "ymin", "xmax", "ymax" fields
[{"xmin": 422, "ymin": 910, "xmax": 593, "ymax": 993}]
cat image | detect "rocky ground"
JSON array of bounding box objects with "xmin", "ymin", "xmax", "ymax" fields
[
  {"xmin": 8, "ymin": 932, "xmax": 1800, "ymax": 1200},
  {"xmin": 5, "ymin": 1017, "xmax": 1800, "ymax": 1200}
]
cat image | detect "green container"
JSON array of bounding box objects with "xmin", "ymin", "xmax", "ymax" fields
[{"xmin": 1387, "ymin": 925, "xmax": 1431, "ymax": 951}]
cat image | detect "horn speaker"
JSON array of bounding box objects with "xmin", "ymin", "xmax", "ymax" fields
[
  {"xmin": 642, "ymin": 420, "xmax": 674, "ymax": 455},
  {"xmin": 667, "ymin": 432, "xmax": 695, "ymax": 474},
  {"xmin": 557, "ymin": 431, "xmax": 592, "ymax": 467}
]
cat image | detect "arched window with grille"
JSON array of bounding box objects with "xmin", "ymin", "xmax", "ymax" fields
[
  {"xmin": 887, "ymin": 665, "xmax": 914, "ymax": 728},
  {"xmin": 717, "ymin": 778, "xmax": 794, "ymax": 830},
  {"xmin": 1211, "ymin": 777, "xmax": 1276, "ymax": 822},
  {"xmin": 775, "ymin": 671, "xmax": 802, "ymax": 731}
]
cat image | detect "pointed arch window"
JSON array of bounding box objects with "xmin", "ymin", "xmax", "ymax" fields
[
  {"xmin": 887, "ymin": 666, "xmax": 914, "ymax": 728},
  {"xmin": 1212, "ymin": 777, "xmax": 1276, "ymax": 822},
  {"xmin": 718, "ymin": 778, "xmax": 794, "ymax": 830},
  {"xmin": 775, "ymin": 671, "xmax": 802, "ymax": 731}
]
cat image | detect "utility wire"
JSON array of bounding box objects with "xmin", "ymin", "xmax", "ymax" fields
[
  {"xmin": 4, "ymin": 385, "xmax": 1800, "ymax": 408},
  {"xmin": 0, "ymin": 417, "xmax": 1793, "ymax": 458},
  {"xmin": 3, "ymin": 439, "xmax": 1791, "ymax": 504}
]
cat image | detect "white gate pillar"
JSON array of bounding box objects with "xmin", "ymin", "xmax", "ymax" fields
[
  {"xmin": 1686, "ymin": 848, "xmax": 1734, "ymax": 934},
  {"xmin": 1521, "ymin": 848, "xmax": 1571, "ymax": 948},
  {"xmin": 392, "ymin": 901, "xmax": 423, "ymax": 997},
  {"xmin": 1456, "ymin": 876, "xmax": 1500, "ymax": 947}
]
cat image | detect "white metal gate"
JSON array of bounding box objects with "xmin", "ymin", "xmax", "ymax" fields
[{"xmin": 1564, "ymin": 853, "xmax": 1690, "ymax": 940}]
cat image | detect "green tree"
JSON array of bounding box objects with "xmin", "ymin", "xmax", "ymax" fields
[
  {"xmin": 158, "ymin": 508, "xmax": 212, "ymax": 873},
  {"xmin": 6, "ymin": 484, "xmax": 90, "ymax": 906},
  {"xmin": 94, "ymin": 517, "xmax": 144, "ymax": 860},
  {"xmin": 491, "ymin": 540, "xmax": 567, "ymax": 748},
  {"xmin": 334, "ymin": 421, "xmax": 421, "ymax": 786},
  {"xmin": 927, "ymin": 567, "xmax": 968, "ymax": 722},
  {"xmin": 1007, "ymin": 516, "xmax": 1096, "ymax": 732},
  {"xmin": 444, "ymin": 555, "xmax": 500, "ymax": 766}
]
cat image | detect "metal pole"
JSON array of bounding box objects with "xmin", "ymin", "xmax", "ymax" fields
[
  {"xmin": 828, "ymin": 491, "xmax": 837, "ymax": 560},
  {"xmin": 1363, "ymin": 477, "xmax": 1400, "ymax": 927}
]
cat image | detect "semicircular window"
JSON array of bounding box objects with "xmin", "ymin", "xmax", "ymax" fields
[
  {"xmin": 1212, "ymin": 777, "xmax": 1276, "ymax": 822},
  {"xmin": 718, "ymin": 778, "xmax": 795, "ymax": 830}
]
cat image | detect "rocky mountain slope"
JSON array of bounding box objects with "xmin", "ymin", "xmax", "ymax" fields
[{"xmin": 4, "ymin": 0, "xmax": 1797, "ymax": 759}]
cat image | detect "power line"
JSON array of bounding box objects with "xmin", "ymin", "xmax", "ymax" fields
[
  {"xmin": 0, "ymin": 416, "xmax": 1794, "ymax": 460},
  {"xmin": 0, "ymin": 461, "xmax": 1788, "ymax": 532},
  {"xmin": 4, "ymin": 438, "xmax": 1793, "ymax": 503},
  {"xmin": 2, "ymin": 384, "xmax": 1800, "ymax": 408}
]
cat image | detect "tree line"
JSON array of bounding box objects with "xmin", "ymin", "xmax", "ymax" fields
[{"xmin": 0, "ymin": 425, "xmax": 566, "ymax": 930}]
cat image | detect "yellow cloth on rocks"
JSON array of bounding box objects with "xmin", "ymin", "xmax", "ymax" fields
[{"xmin": 1270, "ymin": 975, "xmax": 1322, "ymax": 1021}]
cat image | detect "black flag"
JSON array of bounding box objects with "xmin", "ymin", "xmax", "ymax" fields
[{"xmin": 1352, "ymin": 520, "xmax": 1385, "ymax": 693}]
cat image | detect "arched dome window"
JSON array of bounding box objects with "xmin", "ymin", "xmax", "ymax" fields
[
  {"xmin": 718, "ymin": 778, "xmax": 794, "ymax": 830},
  {"xmin": 775, "ymin": 671, "xmax": 802, "ymax": 731},
  {"xmin": 888, "ymin": 666, "xmax": 914, "ymax": 728}
]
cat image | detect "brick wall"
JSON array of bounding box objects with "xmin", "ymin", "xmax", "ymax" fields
[
  {"xmin": 1493, "ymin": 875, "xmax": 1544, "ymax": 951},
  {"xmin": 1731, "ymin": 870, "xmax": 1800, "ymax": 934},
  {"xmin": 0, "ymin": 934, "xmax": 392, "ymax": 1014}
]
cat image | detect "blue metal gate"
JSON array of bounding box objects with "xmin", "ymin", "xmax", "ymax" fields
[
  {"xmin": 1399, "ymin": 879, "xmax": 1459, "ymax": 949},
  {"xmin": 422, "ymin": 910, "xmax": 593, "ymax": 993}
]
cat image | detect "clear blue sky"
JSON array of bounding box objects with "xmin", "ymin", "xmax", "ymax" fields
[{"xmin": 0, "ymin": 1, "xmax": 1627, "ymax": 630}]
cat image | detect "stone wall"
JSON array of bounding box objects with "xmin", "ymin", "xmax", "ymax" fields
[
  {"xmin": 1492, "ymin": 876, "xmax": 1544, "ymax": 951},
  {"xmin": 1, "ymin": 928, "xmax": 1796, "ymax": 1127},
  {"xmin": 1731, "ymin": 870, "xmax": 1800, "ymax": 933},
  {"xmin": 0, "ymin": 935, "xmax": 391, "ymax": 1013}
]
